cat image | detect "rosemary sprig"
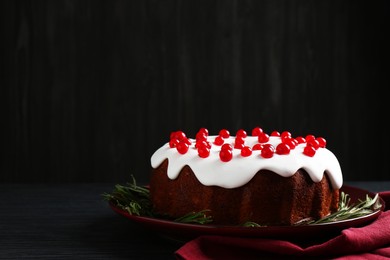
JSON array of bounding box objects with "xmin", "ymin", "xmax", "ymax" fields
[
  {"xmin": 174, "ymin": 210, "xmax": 213, "ymax": 224},
  {"xmin": 309, "ymin": 192, "xmax": 381, "ymax": 224},
  {"xmin": 103, "ymin": 176, "xmax": 213, "ymax": 224},
  {"xmin": 291, "ymin": 191, "xmax": 381, "ymax": 226},
  {"xmin": 102, "ymin": 175, "xmax": 154, "ymax": 217}
]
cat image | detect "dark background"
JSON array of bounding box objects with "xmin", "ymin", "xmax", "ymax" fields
[{"xmin": 1, "ymin": 0, "xmax": 389, "ymax": 184}]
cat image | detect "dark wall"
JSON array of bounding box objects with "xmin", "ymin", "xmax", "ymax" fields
[{"xmin": 1, "ymin": 0, "xmax": 389, "ymax": 183}]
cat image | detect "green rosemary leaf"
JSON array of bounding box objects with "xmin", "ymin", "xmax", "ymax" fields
[
  {"xmin": 103, "ymin": 176, "xmax": 213, "ymax": 224},
  {"xmin": 102, "ymin": 175, "xmax": 154, "ymax": 217},
  {"xmin": 174, "ymin": 210, "xmax": 213, "ymax": 224}
]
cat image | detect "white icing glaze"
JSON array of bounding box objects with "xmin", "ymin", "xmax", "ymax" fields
[{"xmin": 151, "ymin": 135, "xmax": 343, "ymax": 189}]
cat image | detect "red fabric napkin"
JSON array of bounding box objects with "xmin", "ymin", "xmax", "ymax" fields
[{"xmin": 175, "ymin": 191, "xmax": 390, "ymax": 260}]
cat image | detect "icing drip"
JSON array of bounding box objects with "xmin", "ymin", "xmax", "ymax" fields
[{"xmin": 151, "ymin": 136, "xmax": 343, "ymax": 189}]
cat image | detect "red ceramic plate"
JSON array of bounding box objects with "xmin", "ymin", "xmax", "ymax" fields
[{"xmin": 109, "ymin": 185, "xmax": 385, "ymax": 243}]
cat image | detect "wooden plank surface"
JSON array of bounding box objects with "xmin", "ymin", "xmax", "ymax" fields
[
  {"xmin": 0, "ymin": 182, "xmax": 388, "ymax": 259},
  {"xmin": 0, "ymin": 183, "xmax": 179, "ymax": 259},
  {"xmin": 1, "ymin": 0, "xmax": 389, "ymax": 183}
]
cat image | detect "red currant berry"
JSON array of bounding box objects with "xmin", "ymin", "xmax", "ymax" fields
[
  {"xmin": 221, "ymin": 143, "xmax": 233, "ymax": 151},
  {"xmin": 295, "ymin": 136, "xmax": 306, "ymax": 144},
  {"xmin": 261, "ymin": 144, "xmax": 275, "ymax": 158},
  {"xmin": 195, "ymin": 140, "xmax": 211, "ymax": 149},
  {"xmin": 280, "ymin": 131, "xmax": 292, "ymax": 139},
  {"xmin": 303, "ymin": 145, "xmax": 316, "ymax": 157},
  {"xmin": 196, "ymin": 131, "xmax": 207, "ymax": 141},
  {"xmin": 176, "ymin": 141, "xmax": 189, "ymax": 154},
  {"xmin": 270, "ymin": 131, "xmax": 280, "ymax": 137},
  {"xmin": 172, "ymin": 131, "xmax": 186, "ymax": 141},
  {"xmin": 276, "ymin": 143, "xmax": 291, "ymax": 155},
  {"xmin": 316, "ymin": 137, "xmax": 326, "ymax": 148},
  {"xmin": 198, "ymin": 128, "xmax": 209, "ymax": 136},
  {"xmin": 183, "ymin": 138, "xmax": 192, "ymax": 145},
  {"xmin": 214, "ymin": 136, "xmax": 224, "ymax": 145},
  {"xmin": 307, "ymin": 139, "xmax": 320, "ymax": 150},
  {"xmin": 305, "ymin": 134, "xmax": 316, "ymax": 142},
  {"xmin": 219, "ymin": 149, "xmax": 233, "ymax": 162},
  {"xmin": 251, "ymin": 127, "xmax": 263, "ymax": 136},
  {"xmin": 236, "ymin": 129, "xmax": 247, "ymax": 138},
  {"xmin": 235, "ymin": 136, "xmax": 245, "ymax": 145},
  {"xmin": 252, "ymin": 143, "xmax": 264, "ymax": 150},
  {"xmin": 234, "ymin": 142, "xmax": 245, "ymax": 149},
  {"xmin": 283, "ymin": 138, "xmax": 296, "ymax": 149},
  {"xmin": 198, "ymin": 146, "xmax": 210, "ymax": 158},
  {"xmin": 169, "ymin": 138, "xmax": 179, "ymax": 148},
  {"xmin": 258, "ymin": 132, "xmax": 270, "ymax": 143},
  {"xmin": 219, "ymin": 129, "xmax": 230, "ymax": 138},
  {"xmin": 241, "ymin": 146, "xmax": 252, "ymax": 157}
]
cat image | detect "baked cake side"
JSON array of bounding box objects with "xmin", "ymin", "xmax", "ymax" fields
[{"xmin": 149, "ymin": 128, "xmax": 342, "ymax": 226}]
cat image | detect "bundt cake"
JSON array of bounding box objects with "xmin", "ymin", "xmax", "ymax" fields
[{"xmin": 149, "ymin": 127, "xmax": 343, "ymax": 226}]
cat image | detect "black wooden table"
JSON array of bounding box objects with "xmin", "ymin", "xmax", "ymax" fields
[{"xmin": 0, "ymin": 182, "xmax": 389, "ymax": 259}]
